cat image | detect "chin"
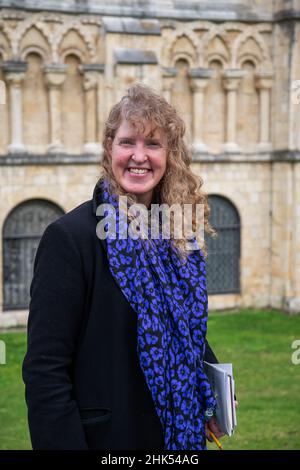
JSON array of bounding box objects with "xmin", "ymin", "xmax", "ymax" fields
[{"xmin": 121, "ymin": 181, "xmax": 154, "ymax": 193}]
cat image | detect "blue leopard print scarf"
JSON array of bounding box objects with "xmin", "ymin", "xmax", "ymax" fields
[{"xmin": 99, "ymin": 177, "xmax": 216, "ymax": 450}]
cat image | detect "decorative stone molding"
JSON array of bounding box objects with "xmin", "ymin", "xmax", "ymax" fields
[
  {"xmin": 13, "ymin": 14, "xmax": 52, "ymax": 59},
  {"xmin": 222, "ymin": 69, "xmax": 245, "ymax": 153},
  {"xmin": 53, "ymin": 20, "xmax": 96, "ymax": 63},
  {"xmin": 44, "ymin": 63, "xmax": 67, "ymax": 153},
  {"xmin": 60, "ymin": 47, "xmax": 85, "ymax": 64},
  {"xmin": 2, "ymin": 60, "xmax": 27, "ymax": 153},
  {"xmin": 164, "ymin": 28, "xmax": 199, "ymax": 67},
  {"xmin": 201, "ymin": 26, "xmax": 232, "ymax": 68},
  {"xmin": 232, "ymin": 26, "xmax": 272, "ymax": 69},
  {"xmin": 189, "ymin": 67, "xmax": 213, "ymax": 154},
  {"xmin": 200, "ymin": 23, "xmax": 272, "ymax": 70},
  {"xmin": 20, "ymin": 45, "xmax": 50, "ymax": 62},
  {"xmin": 171, "ymin": 52, "xmax": 194, "ymax": 69},
  {"xmin": 255, "ymin": 71, "xmax": 273, "ymax": 151},
  {"xmin": 236, "ymin": 52, "xmax": 260, "ymax": 69}
]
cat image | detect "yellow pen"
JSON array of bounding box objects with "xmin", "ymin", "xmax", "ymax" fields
[{"xmin": 209, "ymin": 430, "xmax": 223, "ymax": 450}]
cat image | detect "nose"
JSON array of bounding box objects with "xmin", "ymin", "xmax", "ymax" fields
[{"xmin": 131, "ymin": 144, "xmax": 148, "ymax": 163}]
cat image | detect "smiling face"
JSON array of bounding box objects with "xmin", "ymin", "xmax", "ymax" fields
[{"xmin": 109, "ymin": 119, "xmax": 167, "ymax": 207}]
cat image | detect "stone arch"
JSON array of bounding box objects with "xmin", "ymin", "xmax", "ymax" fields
[
  {"xmin": 19, "ymin": 25, "xmax": 51, "ymax": 63},
  {"xmin": 13, "ymin": 15, "xmax": 51, "ymax": 59},
  {"xmin": 20, "ymin": 45, "xmax": 49, "ymax": 63},
  {"xmin": 233, "ymin": 28, "xmax": 272, "ymax": 69},
  {"xmin": 54, "ymin": 22, "xmax": 95, "ymax": 63},
  {"xmin": 164, "ymin": 29, "xmax": 199, "ymax": 67},
  {"xmin": 61, "ymin": 47, "xmax": 85, "ymax": 64},
  {"xmin": 206, "ymin": 52, "xmax": 228, "ymax": 69},
  {"xmin": 200, "ymin": 25, "xmax": 233, "ymax": 67},
  {"xmin": 202, "ymin": 34, "xmax": 231, "ymax": 68},
  {"xmin": 206, "ymin": 189, "xmax": 245, "ymax": 228},
  {"xmin": 238, "ymin": 53, "xmax": 260, "ymax": 69},
  {"xmin": 170, "ymin": 34, "xmax": 197, "ymax": 67},
  {"xmin": 172, "ymin": 52, "xmax": 194, "ymax": 68}
]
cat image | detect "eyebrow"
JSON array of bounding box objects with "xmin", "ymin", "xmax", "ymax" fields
[{"xmin": 117, "ymin": 136, "xmax": 162, "ymax": 143}]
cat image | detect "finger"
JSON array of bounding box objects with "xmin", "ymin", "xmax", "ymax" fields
[
  {"xmin": 205, "ymin": 423, "xmax": 214, "ymax": 442},
  {"xmin": 208, "ymin": 417, "xmax": 224, "ymax": 439}
]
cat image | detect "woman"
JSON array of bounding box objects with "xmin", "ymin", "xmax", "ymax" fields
[{"xmin": 22, "ymin": 83, "xmax": 225, "ymax": 450}]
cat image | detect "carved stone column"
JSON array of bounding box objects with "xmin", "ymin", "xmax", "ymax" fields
[
  {"xmin": 0, "ymin": 74, "xmax": 6, "ymax": 105},
  {"xmin": 161, "ymin": 67, "xmax": 177, "ymax": 103},
  {"xmin": 3, "ymin": 61, "xmax": 27, "ymax": 153},
  {"xmin": 222, "ymin": 69, "xmax": 245, "ymax": 153},
  {"xmin": 255, "ymin": 71, "xmax": 273, "ymax": 151},
  {"xmin": 80, "ymin": 64, "xmax": 104, "ymax": 155},
  {"xmin": 44, "ymin": 64, "xmax": 67, "ymax": 153},
  {"xmin": 189, "ymin": 68, "xmax": 212, "ymax": 153}
]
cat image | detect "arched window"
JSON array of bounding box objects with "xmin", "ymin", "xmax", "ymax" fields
[
  {"xmin": 205, "ymin": 195, "xmax": 241, "ymax": 294},
  {"xmin": 2, "ymin": 200, "xmax": 64, "ymax": 310}
]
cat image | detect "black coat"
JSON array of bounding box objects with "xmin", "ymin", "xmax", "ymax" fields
[{"xmin": 22, "ymin": 180, "xmax": 219, "ymax": 450}]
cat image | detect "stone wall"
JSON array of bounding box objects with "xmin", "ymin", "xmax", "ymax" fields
[{"xmin": 0, "ymin": 0, "xmax": 299, "ymax": 327}]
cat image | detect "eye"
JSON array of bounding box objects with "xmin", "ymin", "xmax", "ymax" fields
[
  {"xmin": 147, "ymin": 141, "xmax": 161, "ymax": 148},
  {"xmin": 119, "ymin": 139, "xmax": 134, "ymax": 146}
]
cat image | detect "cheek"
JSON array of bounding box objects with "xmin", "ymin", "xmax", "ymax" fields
[
  {"xmin": 112, "ymin": 152, "xmax": 130, "ymax": 171},
  {"xmin": 152, "ymin": 152, "xmax": 167, "ymax": 173}
]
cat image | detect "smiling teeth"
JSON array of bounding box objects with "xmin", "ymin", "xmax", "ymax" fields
[{"xmin": 129, "ymin": 168, "xmax": 149, "ymax": 174}]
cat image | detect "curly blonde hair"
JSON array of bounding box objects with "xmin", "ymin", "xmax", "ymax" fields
[{"xmin": 101, "ymin": 82, "xmax": 217, "ymax": 260}]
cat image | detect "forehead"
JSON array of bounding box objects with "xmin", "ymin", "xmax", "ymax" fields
[{"xmin": 115, "ymin": 118, "xmax": 166, "ymax": 140}]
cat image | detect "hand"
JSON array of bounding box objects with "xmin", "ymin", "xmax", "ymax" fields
[
  {"xmin": 205, "ymin": 415, "xmax": 225, "ymax": 442},
  {"xmin": 205, "ymin": 401, "xmax": 239, "ymax": 442}
]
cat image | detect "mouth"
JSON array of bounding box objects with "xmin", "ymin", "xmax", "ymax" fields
[{"xmin": 126, "ymin": 168, "xmax": 152, "ymax": 177}]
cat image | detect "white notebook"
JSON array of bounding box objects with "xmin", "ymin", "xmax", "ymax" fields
[{"xmin": 203, "ymin": 361, "xmax": 237, "ymax": 436}]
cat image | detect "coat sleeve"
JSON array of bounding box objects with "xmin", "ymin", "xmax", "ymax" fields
[
  {"xmin": 22, "ymin": 220, "xmax": 89, "ymax": 450},
  {"xmin": 204, "ymin": 339, "xmax": 219, "ymax": 364}
]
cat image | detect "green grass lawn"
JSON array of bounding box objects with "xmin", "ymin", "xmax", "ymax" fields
[
  {"xmin": 206, "ymin": 308, "xmax": 300, "ymax": 450},
  {"xmin": 0, "ymin": 308, "xmax": 299, "ymax": 450}
]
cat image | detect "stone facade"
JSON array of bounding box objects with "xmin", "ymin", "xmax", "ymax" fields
[{"xmin": 0, "ymin": 0, "xmax": 300, "ymax": 328}]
